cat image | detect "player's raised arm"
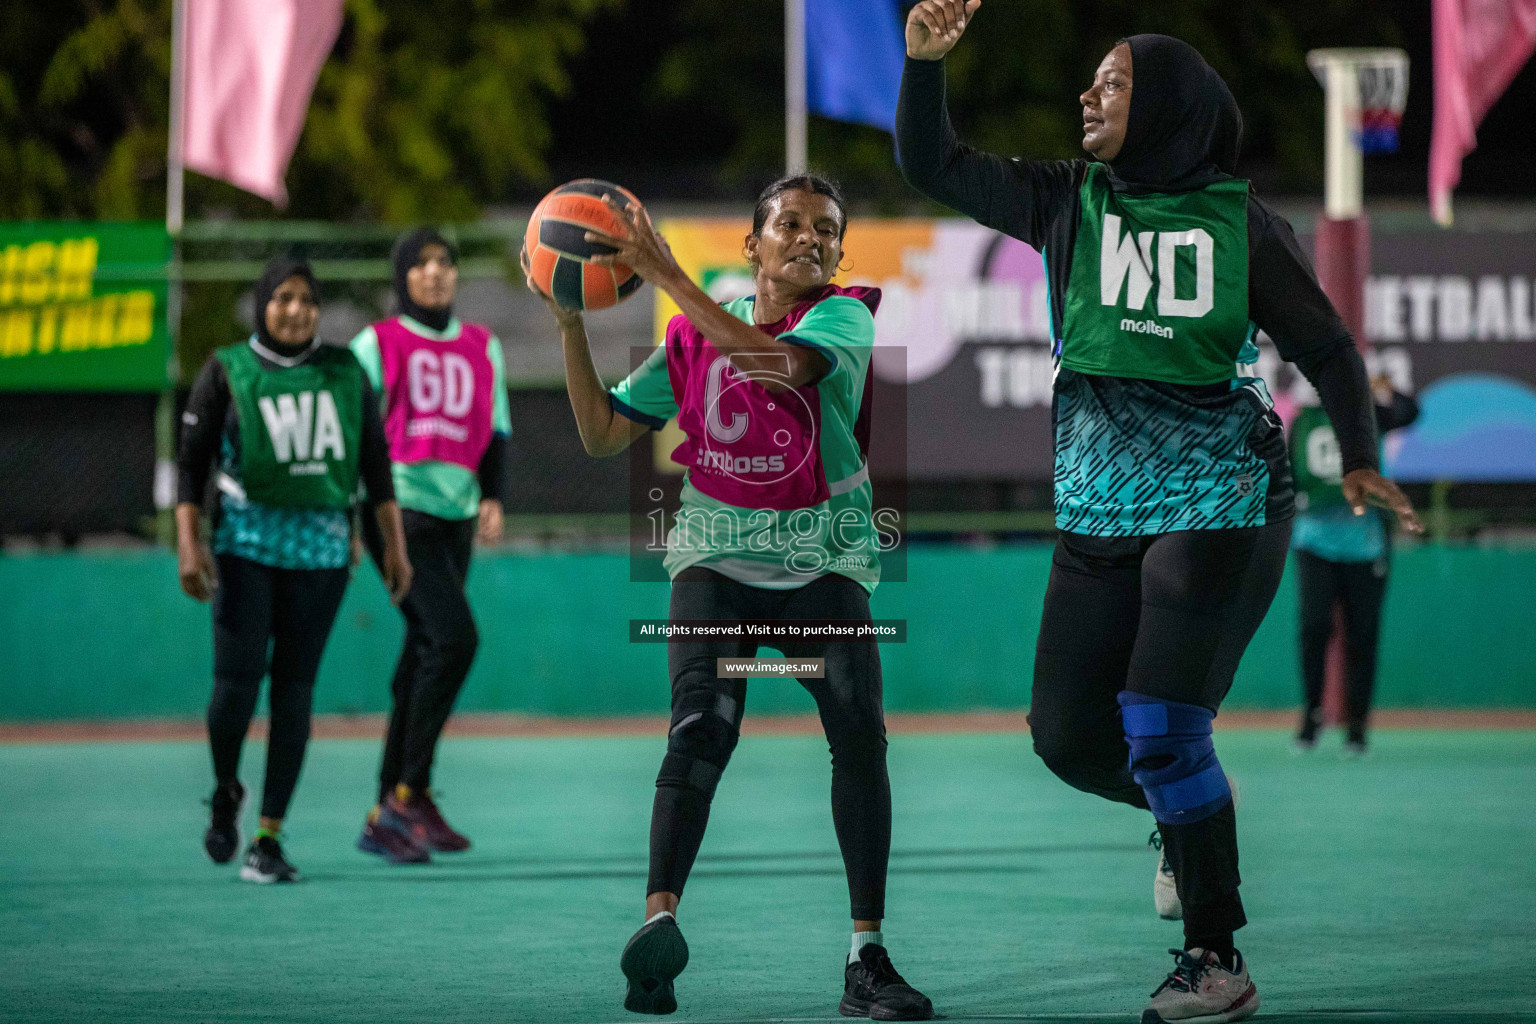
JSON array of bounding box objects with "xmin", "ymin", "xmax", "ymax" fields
[{"xmin": 896, "ymin": 0, "xmax": 1068, "ymax": 243}]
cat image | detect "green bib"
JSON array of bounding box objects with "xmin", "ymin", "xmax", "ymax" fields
[
  {"xmin": 1290, "ymin": 404, "xmax": 1351, "ymax": 513},
  {"xmin": 1062, "ymin": 164, "xmax": 1250, "ymax": 385},
  {"xmin": 215, "ymin": 342, "xmax": 365, "ymax": 510}
]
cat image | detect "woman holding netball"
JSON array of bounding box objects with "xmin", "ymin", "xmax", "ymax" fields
[
  {"xmin": 525, "ymin": 176, "xmax": 933, "ymax": 1020},
  {"xmin": 177, "ymin": 255, "xmax": 411, "ymax": 883},
  {"xmin": 898, "ymin": 3, "xmax": 1420, "ymax": 1021}
]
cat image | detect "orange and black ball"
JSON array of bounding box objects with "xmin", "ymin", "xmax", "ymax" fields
[{"xmin": 523, "ymin": 179, "xmax": 646, "ymax": 311}]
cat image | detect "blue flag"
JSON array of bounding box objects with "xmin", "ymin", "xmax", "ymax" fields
[{"xmin": 806, "ymin": 0, "xmax": 906, "ymax": 132}]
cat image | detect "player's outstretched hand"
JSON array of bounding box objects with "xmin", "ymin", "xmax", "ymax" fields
[
  {"xmin": 907, "ymin": 0, "xmax": 981, "ymax": 61},
  {"xmin": 585, "ymin": 197, "xmax": 680, "ymax": 288},
  {"xmin": 1342, "ymin": 468, "xmax": 1424, "ymax": 534}
]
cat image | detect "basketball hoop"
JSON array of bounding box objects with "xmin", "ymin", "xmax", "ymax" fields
[
  {"xmin": 1357, "ymin": 58, "xmax": 1409, "ymax": 153},
  {"xmin": 1307, "ymin": 48, "xmax": 1410, "ymax": 219}
]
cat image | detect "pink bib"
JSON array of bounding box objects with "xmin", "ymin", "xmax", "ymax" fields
[
  {"xmin": 376, "ymin": 318, "xmax": 495, "ymax": 470},
  {"xmin": 665, "ymin": 285, "xmax": 879, "ymax": 511}
]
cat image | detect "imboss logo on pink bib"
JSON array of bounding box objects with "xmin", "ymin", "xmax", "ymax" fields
[
  {"xmin": 664, "ymin": 284, "xmax": 878, "ymax": 511},
  {"xmin": 376, "ymin": 317, "xmax": 494, "ymax": 469}
]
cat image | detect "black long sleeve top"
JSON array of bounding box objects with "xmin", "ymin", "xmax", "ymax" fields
[
  {"xmin": 476, "ymin": 433, "xmax": 508, "ymax": 505},
  {"xmin": 1376, "ymin": 391, "xmax": 1420, "ymax": 434}
]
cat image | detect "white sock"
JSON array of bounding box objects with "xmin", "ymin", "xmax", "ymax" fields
[
  {"xmin": 644, "ymin": 910, "xmax": 675, "ymax": 927},
  {"xmin": 849, "ymin": 930, "xmax": 883, "ymax": 965}
]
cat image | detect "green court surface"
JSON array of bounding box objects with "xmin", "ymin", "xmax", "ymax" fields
[{"xmin": 5, "ymin": 729, "xmax": 1533, "ymax": 1024}]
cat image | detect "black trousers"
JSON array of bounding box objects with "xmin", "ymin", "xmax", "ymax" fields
[
  {"xmin": 373, "ymin": 510, "xmax": 479, "ymax": 799},
  {"xmin": 208, "ymin": 554, "xmax": 349, "ymax": 820},
  {"xmin": 1295, "ymin": 549, "xmax": 1389, "ymax": 740},
  {"xmin": 1027, "ymin": 521, "xmax": 1291, "ymax": 947},
  {"xmin": 651, "ymin": 567, "xmax": 890, "ymax": 922}
]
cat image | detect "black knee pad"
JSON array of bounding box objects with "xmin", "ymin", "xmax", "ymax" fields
[
  {"xmin": 826, "ymin": 721, "xmax": 887, "ymax": 768},
  {"xmin": 657, "ymin": 689, "xmax": 740, "ymax": 798}
]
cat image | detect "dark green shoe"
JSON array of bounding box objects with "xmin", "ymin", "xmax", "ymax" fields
[{"xmin": 620, "ymin": 915, "xmax": 688, "ymax": 1015}]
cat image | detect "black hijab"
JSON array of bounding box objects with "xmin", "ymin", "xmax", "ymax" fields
[
  {"xmin": 392, "ymin": 227, "xmax": 457, "ymax": 332},
  {"xmin": 1106, "ymin": 34, "xmax": 1243, "ymax": 193},
  {"xmin": 253, "ymin": 255, "xmax": 319, "ymax": 353}
]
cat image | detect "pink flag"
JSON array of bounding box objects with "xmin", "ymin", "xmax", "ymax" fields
[
  {"xmin": 1430, "ymin": 0, "xmax": 1536, "ymax": 225},
  {"xmin": 177, "ymin": 0, "xmax": 345, "ymax": 207}
]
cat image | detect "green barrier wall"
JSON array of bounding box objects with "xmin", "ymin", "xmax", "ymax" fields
[{"xmin": 2, "ymin": 544, "xmax": 1532, "ymax": 721}]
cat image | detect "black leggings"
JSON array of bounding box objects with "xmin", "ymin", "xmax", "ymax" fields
[
  {"xmin": 1296, "ymin": 549, "xmax": 1389, "ymax": 740},
  {"xmin": 208, "ymin": 555, "xmax": 349, "ymax": 820},
  {"xmin": 371, "ymin": 509, "xmax": 478, "ymax": 800},
  {"xmin": 1027, "ymin": 522, "xmax": 1291, "ymax": 947},
  {"xmin": 651, "ymin": 567, "xmax": 890, "ymax": 922}
]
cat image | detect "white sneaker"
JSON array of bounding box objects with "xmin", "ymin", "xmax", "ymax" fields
[
  {"xmin": 1141, "ymin": 947, "xmax": 1259, "ymax": 1024},
  {"xmin": 1150, "ymin": 830, "xmax": 1182, "ymax": 920}
]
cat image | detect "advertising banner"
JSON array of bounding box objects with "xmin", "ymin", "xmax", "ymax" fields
[
  {"xmin": 1355, "ymin": 230, "xmax": 1536, "ymax": 481},
  {"xmin": 652, "ymin": 217, "xmax": 1536, "ymax": 483},
  {"xmin": 0, "ymin": 223, "xmax": 171, "ymax": 392}
]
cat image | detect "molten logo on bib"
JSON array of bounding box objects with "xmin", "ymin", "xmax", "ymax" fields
[{"xmin": 1120, "ymin": 317, "xmax": 1174, "ymax": 338}]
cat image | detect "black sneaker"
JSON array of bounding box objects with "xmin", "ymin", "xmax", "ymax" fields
[
  {"xmin": 203, "ymin": 781, "xmax": 244, "ymax": 864},
  {"xmin": 620, "ymin": 914, "xmax": 688, "ymax": 1015},
  {"xmin": 839, "ymin": 944, "xmax": 934, "ymax": 1021},
  {"xmin": 239, "ymin": 835, "xmax": 299, "ymax": 884}
]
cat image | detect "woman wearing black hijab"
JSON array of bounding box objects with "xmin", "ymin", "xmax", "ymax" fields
[
  {"xmin": 349, "ymin": 228, "xmax": 511, "ymax": 863},
  {"xmin": 897, "ymin": 3, "xmax": 1421, "ymax": 1021},
  {"xmin": 177, "ymin": 255, "xmax": 411, "ymax": 883}
]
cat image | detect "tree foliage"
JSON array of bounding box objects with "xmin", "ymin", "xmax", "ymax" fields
[{"xmin": 0, "ymin": 0, "xmax": 617, "ymax": 221}]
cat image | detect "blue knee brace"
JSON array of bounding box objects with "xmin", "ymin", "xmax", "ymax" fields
[{"xmin": 1118, "ymin": 692, "xmax": 1231, "ymax": 825}]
